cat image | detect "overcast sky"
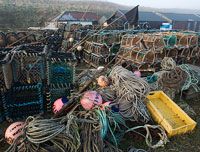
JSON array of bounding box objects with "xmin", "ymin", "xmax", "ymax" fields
[{"xmin": 108, "ymin": 0, "xmax": 200, "ymax": 9}]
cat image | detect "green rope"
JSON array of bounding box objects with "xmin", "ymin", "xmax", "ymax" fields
[{"xmin": 179, "ymin": 64, "xmax": 200, "ymax": 92}]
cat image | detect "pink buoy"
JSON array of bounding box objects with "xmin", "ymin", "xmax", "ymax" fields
[
  {"xmin": 81, "ymin": 91, "xmax": 103, "ymax": 110},
  {"xmin": 53, "ymin": 98, "xmax": 69, "ymax": 114},
  {"xmin": 101, "ymin": 102, "xmax": 119, "ymax": 112},
  {"xmin": 133, "ymin": 71, "xmax": 142, "ymax": 77},
  {"xmin": 103, "ymin": 101, "xmax": 112, "ymax": 106},
  {"xmin": 5, "ymin": 121, "xmax": 24, "ymax": 145}
]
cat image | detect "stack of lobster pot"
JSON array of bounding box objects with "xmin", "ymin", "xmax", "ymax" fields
[
  {"xmin": 0, "ymin": 49, "xmax": 13, "ymax": 122},
  {"xmin": 1, "ymin": 45, "xmax": 48, "ymax": 121},
  {"xmin": 82, "ymin": 31, "xmax": 121, "ymax": 67},
  {"xmin": 117, "ymin": 34, "xmax": 156, "ymax": 76},
  {"xmin": 46, "ymin": 52, "xmax": 76, "ymax": 113}
]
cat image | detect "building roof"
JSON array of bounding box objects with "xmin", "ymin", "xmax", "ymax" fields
[
  {"xmin": 139, "ymin": 12, "xmax": 166, "ymax": 21},
  {"xmin": 50, "ymin": 11, "xmax": 102, "ymax": 22},
  {"xmin": 159, "ymin": 13, "xmax": 200, "ymax": 21},
  {"xmin": 117, "ymin": 10, "xmax": 166, "ymax": 22}
]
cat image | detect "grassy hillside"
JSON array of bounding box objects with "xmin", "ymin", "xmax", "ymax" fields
[
  {"xmin": 0, "ymin": 0, "xmax": 200, "ymax": 29},
  {"xmin": 0, "ymin": 0, "xmax": 130, "ymax": 29}
]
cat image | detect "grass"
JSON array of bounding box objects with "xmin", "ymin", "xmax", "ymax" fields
[
  {"xmin": 119, "ymin": 98, "xmax": 200, "ymax": 152},
  {"xmin": 0, "ymin": 98, "xmax": 200, "ymax": 152}
]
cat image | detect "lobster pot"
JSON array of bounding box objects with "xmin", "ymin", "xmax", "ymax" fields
[
  {"xmin": 90, "ymin": 54, "xmax": 105, "ymax": 68},
  {"xmin": 0, "ymin": 52, "xmax": 13, "ymax": 90},
  {"xmin": 12, "ymin": 45, "xmax": 47, "ymax": 85},
  {"xmin": 143, "ymin": 34, "xmax": 165, "ymax": 52},
  {"xmin": 63, "ymin": 32, "xmax": 74, "ymax": 40},
  {"xmin": 92, "ymin": 42, "xmax": 109, "ymax": 56},
  {"xmin": 84, "ymin": 41, "xmax": 93, "ymax": 53},
  {"xmin": 188, "ymin": 34, "xmax": 198, "ymax": 47},
  {"xmin": 155, "ymin": 49, "xmax": 166, "ymax": 62},
  {"xmin": 83, "ymin": 51, "xmax": 91, "ymax": 64},
  {"xmin": 0, "ymin": 32, "xmax": 7, "ymax": 47},
  {"xmin": 162, "ymin": 34, "xmax": 177, "ymax": 48},
  {"xmin": 175, "ymin": 33, "xmax": 188, "ymax": 48},
  {"xmin": 46, "ymin": 84, "xmax": 71, "ymax": 112},
  {"xmin": 166, "ymin": 48, "xmax": 178, "ymax": 59},
  {"xmin": 178, "ymin": 48, "xmax": 191, "ymax": 58},
  {"xmin": 121, "ymin": 34, "xmax": 142, "ymax": 48},
  {"xmin": 47, "ymin": 52, "xmax": 76, "ymax": 86},
  {"xmin": 190, "ymin": 47, "xmax": 200, "ymax": 58},
  {"xmin": 75, "ymin": 30, "xmax": 87, "ymax": 40},
  {"xmin": 1, "ymin": 83, "xmax": 43, "ymax": 121},
  {"xmin": 101, "ymin": 33, "xmax": 116, "ymax": 45},
  {"xmin": 0, "ymin": 92, "xmax": 4, "ymax": 122},
  {"xmin": 65, "ymin": 24, "xmax": 79, "ymax": 32}
]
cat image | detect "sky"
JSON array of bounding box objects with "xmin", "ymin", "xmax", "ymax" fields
[{"xmin": 108, "ymin": 0, "xmax": 200, "ymax": 9}]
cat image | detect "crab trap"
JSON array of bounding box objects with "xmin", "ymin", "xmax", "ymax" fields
[
  {"xmin": 0, "ymin": 51, "xmax": 13, "ymax": 90},
  {"xmin": 1, "ymin": 83, "xmax": 43, "ymax": 121},
  {"xmin": 46, "ymin": 52, "xmax": 76, "ymax": 86},
  {"xmin": 0, "ymin": 92, "xmax": 4, "ymax": 122},
  {"xmin": 11, "ymin": 45, "xmax": 48, "ymax": 85},
  {"xmin": 46, "ymin": 84, "xmax": 72, "ymax": 113}
]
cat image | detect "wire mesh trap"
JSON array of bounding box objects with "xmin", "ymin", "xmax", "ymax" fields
[{"xmin": 1, "ymin": 83, "xmax": 43, "ymax": 121}]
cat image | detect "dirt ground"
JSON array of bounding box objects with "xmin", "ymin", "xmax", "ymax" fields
[{"xmin": 0, "ymin": 64, "xmax": 199, "ymax": 151}]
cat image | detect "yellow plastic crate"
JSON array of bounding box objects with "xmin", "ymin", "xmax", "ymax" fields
[{"xmin": 147, "ymin": 91, "xmax": 197, "ymax": 137}]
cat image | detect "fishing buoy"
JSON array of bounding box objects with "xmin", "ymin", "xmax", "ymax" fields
[
  {"xmin": 133, "ymin": 71, "xmax": 142, "ymax": 77},
  {"xmin": 97, "ymin": 66, "xmax": 104, "ymax": 71},
  {"xmin": 77, "ymin": 46, "xmax": 83, "ymax": 51},
  {"xmin": 69, "ymin": 38, "xmax": 74, "ymax": 42},
  {"xmin": 5, "ymin": 121, "xmax": 24, "ymax": 145},
  {"xmin": 97, "ymin": 76, "xmax": 109, "ymax": 87},
  {"xmin": 81, "ymin": 91, "xmax": 103, "ymax": 110},
  {"xmin": 53, "ymin": 98, "xmax": 69, "ymax": 114},
  {"xmin": 102, "ymin": 102, "xmax": 119, "ymax": 112}
]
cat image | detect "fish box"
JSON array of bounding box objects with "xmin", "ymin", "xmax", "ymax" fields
[{"xmin": 147, "ymin": 91, "xmax": 197, "ymax": 137}]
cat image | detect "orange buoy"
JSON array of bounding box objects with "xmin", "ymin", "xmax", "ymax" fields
[
  {"xmin": 97, "ymin": 76, "xmax": 109, "ymax": 87},
  {"xmin": 5, "ymin": 121, "xmax": 24, "ymax": 145}
]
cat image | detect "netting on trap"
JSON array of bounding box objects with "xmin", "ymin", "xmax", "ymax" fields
[
  {"xmin": 142, "ymin": 34, "xmax": 165, "ymax": 52},
  {"xmin": 0, "ymin": 92, "xmax": 5, "ymax": 122},
  {"xmin": 119, "ymin": 47, "xmax": 155, "ymax": 65},
  {"xmin": 0, "ymin": 52, "xmax": 13, "ymax": 90},
  {"xmin": 162, "ymin": 34, "xmax": 177, "ymax": 48},
  {"xmin": 83, "ymin": 51, "xmax": 91, "ymax": 64},
  {"xmin": 1, "ymin": 83, "xmax": 43, "ymax": 121},
  {"xmin": 46, "ymin": 52, "xmax": 76, "ymax": 86},
  {"xmin": 46, "ymin": 84, "xmax": 71, "ymax": 113},
  {"xmin": 74, "ymin": 30, "xmax": 87, "ymax": 40},
  {"xmin": 121, "ymin": 34, "xmax": 142, "ymax": 48},
  {"xmin": 11, "ymin": 45, "xmax": 47, "ymax": 85}
]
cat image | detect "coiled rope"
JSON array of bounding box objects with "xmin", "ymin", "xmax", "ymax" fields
[
  {"xmin": 161, "ymin": 57, "xmax": 176, "ymax": 71},
  {"xmin": 109, "ymin": 66, "xmax": 150, "ymax": 122}
]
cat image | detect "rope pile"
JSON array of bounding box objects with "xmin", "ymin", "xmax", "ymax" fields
[
  {"xmin": 161, "ymin": 57, "xmax": 176, "ymax": 70},
  {"xmin": 158, "ymin": 66, "xmax": 187, "ymax": 99},
  {"xmin": 96, "ymin": 85, "xmax": 117, "ymax": 101},
  {"xmin": 179, "ymin": 64, "xmax": 200, "ymax": 92},
  {"xmin": 109, "ymin": 66, "xmax": 150, "ymax": 122}
]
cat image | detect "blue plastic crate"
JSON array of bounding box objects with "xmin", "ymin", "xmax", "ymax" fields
[
  {"xmin": 11, "ymin": 45, "xmax": 48, "ymax": 85},
  {"xmin": 1, "ymin": 83, "xmax": 44, "ymax": 121}
]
